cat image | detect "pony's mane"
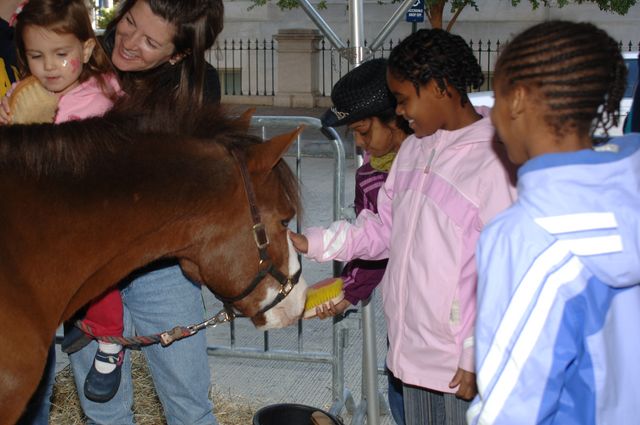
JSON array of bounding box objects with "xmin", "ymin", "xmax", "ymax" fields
[
  {"xmin": 0, "ymin": 117, "xmax": 124, "ymax": 177},
  {"xmin": 105, "ymin": 90, "xmax": 253, "ymax": 142},
  {"xmin": 0, "ymin": 96, "xmax": 252, "ymax": 177},
  {"xmin": 0, "ymin": 93, "xmax": 301, "ymax": 213}
]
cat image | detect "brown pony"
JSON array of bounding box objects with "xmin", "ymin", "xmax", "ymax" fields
[{"xmin": 0, "ymin": 100, "xmax": 307, "ymax": 423}]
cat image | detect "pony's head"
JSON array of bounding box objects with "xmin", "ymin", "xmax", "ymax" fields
[
  {"xmin": 116, "ymin": 103, "xmax": 310, "ymax": 329},
  {"xmin": 176, "ymin": 125, "xmax": 308, "ymax": 329}
]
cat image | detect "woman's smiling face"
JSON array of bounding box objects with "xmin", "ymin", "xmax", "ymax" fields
[{"xmin": 111, "ymin": 0, "xmax": 177, "ymax": 72}]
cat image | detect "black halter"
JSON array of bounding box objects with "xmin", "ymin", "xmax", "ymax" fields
[
  {"xmin": 72, "ymin": 147, "xmax": 302, "ymax": 349},
  {"xmin": 211, "ymin": 147, "xmax": 302, "ymax": 318}
]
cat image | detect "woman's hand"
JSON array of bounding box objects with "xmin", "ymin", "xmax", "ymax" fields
[
  {"xmin": 313, "ymin": 298, "xmax": 352, "ymax": 320},
  {"xmin": 288, "ymin": 231, "xmax": 308, "ymax": 254},
  {"xmin": 0, "ymin": 96, "xmax": 12, "ymax": 125},
  {"xmin": 448, "ymin": 368, "xmax": 477, "ymax": 401}
]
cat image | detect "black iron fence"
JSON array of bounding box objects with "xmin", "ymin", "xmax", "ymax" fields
[
  {"xmin": 206, "ymin": 38, "xmax": 640, "ymax": 97},
  {"xmin": 206, "ymin": 39, "xmax": 276, "ymax": 96}
]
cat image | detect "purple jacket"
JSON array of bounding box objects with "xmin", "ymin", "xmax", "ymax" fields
[{"xmin": 341, "ymin": 162, "xmax": 388, "ymax": 305}]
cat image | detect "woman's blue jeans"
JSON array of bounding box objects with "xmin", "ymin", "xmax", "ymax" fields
[{"xmin": 69, "ymin": 264, "xmax": 218, "ymax": 425}]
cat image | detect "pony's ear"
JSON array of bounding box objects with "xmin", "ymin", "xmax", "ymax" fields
[
  {"xmin": 247, "ymin": 126, "xmax": 304, "ymax": 174},
  {"xmin": 236, "ymin": 108, "xmax": 256, "ymax": 132}
]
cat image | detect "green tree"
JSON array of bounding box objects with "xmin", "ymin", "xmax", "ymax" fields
[
  {"xmin": 96, "ymin": 7, "xmax": 116, "ymax": 29},
  {"xmin": 252, "ymin": 0, "xmax": 637, "ymax": 31},
  {"xmin": 424, "ymin": 0, "xmax": 476, "ymax": 30},
  {"xmin": 427, "ymin": 0, "xmax": 636, "ymax": 30}
]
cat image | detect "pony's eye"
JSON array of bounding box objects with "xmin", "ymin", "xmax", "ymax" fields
[{"xmin": 281, "ymin": 219, "xmax": 290, "ymax": 228}]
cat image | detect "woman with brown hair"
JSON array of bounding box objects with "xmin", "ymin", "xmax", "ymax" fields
[{"xmin": 64, "ymin": 1, "xmax": 225, "ymax": 423}]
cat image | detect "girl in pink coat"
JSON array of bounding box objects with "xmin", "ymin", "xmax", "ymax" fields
[{"xmin": 291, "ymin": 29, "xmax": 517, "ymax": 425}]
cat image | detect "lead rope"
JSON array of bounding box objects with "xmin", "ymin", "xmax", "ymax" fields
[
  {"xmin": 70, "ymin": 149, "xmax": 272, "ymax": 349},
  {"xmin": 73, "ymin": 308, "xmax": 235, "ymax": 349}
]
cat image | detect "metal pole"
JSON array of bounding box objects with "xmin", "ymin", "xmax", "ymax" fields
[
  {"xmin": 297, "ymin": 0, "xmax": 347, "ymax": 50},
  {"xmin": 348, "ymin": 5, "xmax": 380, "ymax": 423},
  {"xmin": 368, "ymin": 0, "xmax": 415, "ymax": 51},
  {"xmin": 360, "ymin": 296, "xmax": 380, "ymax": 425},
  {"xmin": 349, "ymin": 0, "xmax": 365, "ymax": 66},
  {"xmin": 349, "ymin": 0, "xmax": 365, "ymax": 168},
  {"xmin": 349, "ymin": 0, "xmax": 379, "ymax": 420}
]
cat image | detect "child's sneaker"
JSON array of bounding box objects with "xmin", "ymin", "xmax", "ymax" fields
[{"xmin": 83, "ymin": 344, "xmax": 124, "ymax": 403}]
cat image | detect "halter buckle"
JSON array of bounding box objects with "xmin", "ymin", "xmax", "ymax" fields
[
  {"xmin": 279, "ymin": 280, "xmax": 294, "ymax": 296},
  {"xmin": 252, "ymin": 223, "xmax": 269, "ymax": 250}
]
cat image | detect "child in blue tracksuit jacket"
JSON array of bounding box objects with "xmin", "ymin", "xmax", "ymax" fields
[{"xmin": 468, "ymin": 21, "xmax": 640, "ymax": 425}]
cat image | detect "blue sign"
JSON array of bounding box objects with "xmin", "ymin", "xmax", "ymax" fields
[{"xmin": 406, "ymin": 0, "xmax": 424, "ymax": 23}]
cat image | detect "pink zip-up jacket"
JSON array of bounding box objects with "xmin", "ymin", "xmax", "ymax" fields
[
  {"xmin": 55, "ymin": 74, "xmax": 121, "ymax": 123},
  {"xmin": 305, "ymin": 107, "xmax": 517, "ymax": 392}
]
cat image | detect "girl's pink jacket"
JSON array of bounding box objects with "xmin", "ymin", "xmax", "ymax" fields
[{"xmin": 305, "ymin": 108, "xmax": 517, "ymax": 392}]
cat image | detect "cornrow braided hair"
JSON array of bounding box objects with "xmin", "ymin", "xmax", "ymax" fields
[
  {"xmin": 494, "ymin": 20, "xmax": 627, "ymax": 138},
  {"xmin": 387, "ymin": 28, "xmax": 484, "ymax": 106}
]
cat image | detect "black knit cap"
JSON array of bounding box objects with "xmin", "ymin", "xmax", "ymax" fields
[{"xmin": 321, "ymin": 58, "xmax": 395, "ymax": 128}]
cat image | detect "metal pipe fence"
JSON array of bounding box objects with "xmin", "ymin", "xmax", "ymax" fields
[{"xmin": 207, "ymin": 38, "xmax": 640, "ymax": 97}]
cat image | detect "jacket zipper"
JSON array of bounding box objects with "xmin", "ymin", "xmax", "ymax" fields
[{"xmin": 424, "ymin": 148, "xmax": 436, "ymax": 173}]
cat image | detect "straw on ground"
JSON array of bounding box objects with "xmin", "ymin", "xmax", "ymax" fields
[{"xmin": 50, "ymin": 351, "xmax": 260, "ymax": 425}]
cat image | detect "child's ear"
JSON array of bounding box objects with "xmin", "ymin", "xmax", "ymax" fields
[
  {"xmin": 428, "ymin": 80, "xmax": 448, "ymax": 99},
  {"xmin": 510, "ymin": 85, "xmax": 528, "ymax": 119},
  {"xmin": 82, "ymin": 39, "xmax": 96, "ymax": 64}
]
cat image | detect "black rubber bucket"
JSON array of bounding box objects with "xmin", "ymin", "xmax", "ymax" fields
[{"xmin": 253, "ymin": 403, "xmax": 343, "ymax": 425}]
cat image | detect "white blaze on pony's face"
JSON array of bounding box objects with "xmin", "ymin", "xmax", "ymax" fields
[{"xmin": 259, "ymin": 234, "xmax": 308, "ymax": 329}]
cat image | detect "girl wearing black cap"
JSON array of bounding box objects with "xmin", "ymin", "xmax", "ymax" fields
[
  {"xmin": 316, "ymin": 58, "xmax": 410, "ymax": 318},
  {"xmin": 315, "ymin": 57, "xmax": 410, "ymax": 425}
]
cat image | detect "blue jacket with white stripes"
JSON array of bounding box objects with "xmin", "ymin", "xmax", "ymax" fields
[{"xmin": 468, "ymin": 134, "xmax": 640, "ymax": 425}]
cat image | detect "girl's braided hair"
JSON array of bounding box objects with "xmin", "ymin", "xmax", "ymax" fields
[
  {"xmin": 387, "ymin": 28, "xmax": 484, "ymax": 106},
  {"xmin": 494, "ymin": 20, "xmax": 627, "ymax": 137}
]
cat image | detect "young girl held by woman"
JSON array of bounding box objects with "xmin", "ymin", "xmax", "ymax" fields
[
  {"xmin": 290, "ymin": 28, "xmax": 517, "ymax": 425},
  {"xmin": 1, "ymin": 0, "xmax": 125, "ymax": 405},
  {"xmin": 469, "ymin": 20, "xmax": 640, "ymax": 425}
]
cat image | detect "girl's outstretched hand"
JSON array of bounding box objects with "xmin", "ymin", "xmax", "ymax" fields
[
  {"xmin": 288, "ymin": 230, "xmax": 308, "ymax": 254},
  {"xmin": 0, "ymin": 82, "xmax": 18, "ymax": 125},
  {"xmin": 314, "ymin": 298, "xmax": 352, "ymax": 320},
  {"xmin": 449, "ymin": 368, "xmax": 477, "ymax": 401},
  {"xmin": 0, "ymin": 96, "xmax": 12, "ymax": 125}
]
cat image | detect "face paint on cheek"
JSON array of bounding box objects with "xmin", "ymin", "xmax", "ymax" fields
[{"xmin": 69, "ymin": 59, "xmax": 81, "ymax": 73}]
